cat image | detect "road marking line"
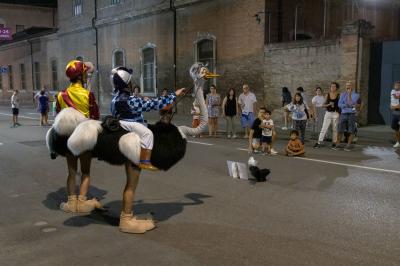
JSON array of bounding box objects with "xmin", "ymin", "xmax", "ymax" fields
[
  {"xmin": 236, "ymin": 147, "xmax": 400, "ymax": 174},
  {"xmin": 28, "ymin": 113, "xmax": 39, "ymax": 115},
  {"xmin": 0, "ymin": 112, "xmax": 37, "ymax": 120},
  {"xmin": 295, "ymin": 157, "xmax": 400, "ymax": 174},
  {"xmin": 188, "ymin": 140, "xmax": 214, "ymax": 146}
]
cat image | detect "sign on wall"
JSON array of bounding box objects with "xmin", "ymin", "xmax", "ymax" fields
[
  {"xmin": 0, "ymin": 66, "xmax": 8, "ymax": 73},
  {"xmin": 0, "ymin": 27, "xmax": 12, "ymax": 40}
]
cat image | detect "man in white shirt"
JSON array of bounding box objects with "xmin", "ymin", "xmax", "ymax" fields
[
  {"xmin": 11, "ymin": 89, "xmax": 21, "ymax": 127},
  {"xmin": 238, "ymin": 84, "xmax": 257, "ymax": 138}
]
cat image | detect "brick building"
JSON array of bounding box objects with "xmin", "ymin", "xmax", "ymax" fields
[{"xmin": 1, "ymin": 0, "xmax": 400, "ymax": 124}]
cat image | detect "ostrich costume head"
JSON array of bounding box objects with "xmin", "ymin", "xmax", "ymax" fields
[{"xmin": 66, "ymin": 63, "xmax": 214, "ymax": 171}]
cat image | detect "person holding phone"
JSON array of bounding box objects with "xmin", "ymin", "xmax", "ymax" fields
[{"xmin": 313, "ymin": 82, "xmax": 340, "ymax": 149}]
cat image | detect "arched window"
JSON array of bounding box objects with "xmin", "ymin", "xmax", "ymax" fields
[
  {"xmin": 141, "ymin": 44, "xmax": 156, "ymax": 95},
  {"xmin": 195, "ymin": 37, "xmax": 216, "ymax": 93},
  {"xmin": 112, "ymin": 49, "xmax": 125, "ymax": 68}
]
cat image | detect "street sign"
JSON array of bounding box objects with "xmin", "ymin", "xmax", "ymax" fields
[
  {"xmin": 0, "ymin": 27, "xmax": 12, "ymax": 40},
  {"xmin": 0, "ymin": 66, "xmax": 8, "ymax": 74}
]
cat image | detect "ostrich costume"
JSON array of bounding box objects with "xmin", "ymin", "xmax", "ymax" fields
[{"xmin": 47, "ymin": 63, "xmax": 209, "ymax": 170}]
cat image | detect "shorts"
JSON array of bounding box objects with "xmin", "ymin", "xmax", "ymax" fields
[
  {"xmin": 391, "ymin": 113, "xmax": 400, "ymax": 131},
  {"xmin": 40, "ymin": 108, "xmax": 48, "ymax": 115},
  {"xmin": 261, "ymin": 135, "xmax": 272, "ymax": 144},
  {"xmin": 12, "ymin": 108, "xmax": 19, "ymax": 115},
  {"xmin": 338, "ymin": 113, "xmax": 357, "ymax": 134},
  {"xmin": 241, "ymin": 112, "xmax": 255, "ymax": 128}
]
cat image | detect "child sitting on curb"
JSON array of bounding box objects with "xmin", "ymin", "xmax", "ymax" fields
[{"xmin": 285, "ymin": 130, "xmax": 305, "ymax": 157}]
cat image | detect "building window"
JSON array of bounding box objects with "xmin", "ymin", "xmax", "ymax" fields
[
  {"xmin": 112, "ymin": 49, "xmax": 125, "ymax": 68},
  {"xmin": 8, "ymin": 65, "xmax": 13, "ymax": 91},
  {"xmin": 111, "ymin": 0, "xmax": 121, "ymax": 5},
  {"xmin": 16, "ymin": 25, "xmax": 24, "ymax": 32},
  {"xmin": 20, "ymin": 64, "xmax": 26, "ymax": 90},
  {"xmin": 34, "ymin": 62, "xmax": 41, "ymax": 90},
  {"xmin": 141, "ymin": 44, "xmax": 156, "ymax": 95},
  {"xmin": 195, "ymin": 38, "xmax": 216, "ymax": 93},
  {"xmin": 51, "ymin": 60, "xmax": 58, "ymax": 90},
  {"xmin": 73, "ymin": 0, "xmax": 83, "ymax": 16}
]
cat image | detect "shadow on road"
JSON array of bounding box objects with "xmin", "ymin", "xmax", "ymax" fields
[
  {"xmin": 42, "ymin": 186, "xmax": 108, "ymax": 210},
  {"xmin": 62, "ymin": 193, "xmax": 212, "ymax": 227}
]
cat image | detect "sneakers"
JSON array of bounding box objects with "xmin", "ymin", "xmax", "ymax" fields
[
  {"xmin": 227, "ymin": 134, "xmax": 231, "ymax": 139},
  {"xmin": 393, "ymin": 142, "xmax": 400, "ymax": 148},
  {"xmin": 331, "ymin": 144, "xmax": 339, "ymax": 150},
  {"xmin": 343, "ymin": 145, "xmax": 353, "ymax": 152},
  {"xmin": 270, "ymin": 148, "xmax": 278, "ymax": 155},
  {"xmin": 313, "ymin": 143, "xmax": 321, "ymax": 149},
  {"xmin": 232, "ymin": 134, "xmax": 237, "ymax": 139},
  {"xmin": 282, "ymin": 127, "xmax": 288, "ymax": 130}
]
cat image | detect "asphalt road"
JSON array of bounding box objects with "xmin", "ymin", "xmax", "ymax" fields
[{"xmin": 0, "ymin": 107, "xmax": 400, "ymax": 265}]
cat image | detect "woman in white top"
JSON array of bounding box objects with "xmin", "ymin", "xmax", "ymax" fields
[{"xmin": 311, "ymin": 87, "xmax": 325, "ymax": 139}]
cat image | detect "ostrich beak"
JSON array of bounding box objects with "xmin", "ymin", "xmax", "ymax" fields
[{"xmin": 205, "ymin": 71, "xmax": 220, "ymax": 79}]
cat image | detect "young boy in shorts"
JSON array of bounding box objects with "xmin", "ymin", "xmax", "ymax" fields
[{"xmin": 260, "ymin": 110, "xmax": 277, "ymax": 155}]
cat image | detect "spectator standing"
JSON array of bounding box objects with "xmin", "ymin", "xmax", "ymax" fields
[
  {"xmin": 248, "ymin": 108, "xmax": 266, "ymax": 154},
  {"xmin": 222, "ymin": 88, "xmax": 239, "ymax": 138},
  {"xmin": 311, "ymin": 87, "xmax": 326, "ymax": 139},
  {"xmin": 297, "ymin": 87, "xmax": 308, "ymax": 106},
  {"xmin": 161, "ymin": 88, "xmax": 168, "ymax": 97},
  {"xmin": 133, "ymin": 85, "xmax": 141, "ymax": 97},
  {"xmin": 313, "ymin": 82, "xmax": 340, "ymax": 149},
  {"xmin": 334, "ymin": 81, "xmax": 360, "ymax": 151},
  {"xmin": 38, "ymin": 89, "xmax": 50, "ymax": 126},
  {"xmin": 390, "ymin": 81, "xmax": 400, "ymax": 148},
  {"xmin": 281, "ymin": 87, "xmax": 292, "ymax": 130},
  {"xmin": 11, "ymin": 89, "xmax": 21, "ymax": 127},
  {"xmin": 260, "ymin": 110, "xmax": 277, "ymax": 155},
  {"xmin": 206, "ymin": 85, "xmax": 221, "ymax": 137},
  {"xmin": 285, "ymin": 93, "xmax": 309, "ymax": 144},
  {"xmin": 238, "ymin": 84, "xmax": 257, "ymax": 138}
]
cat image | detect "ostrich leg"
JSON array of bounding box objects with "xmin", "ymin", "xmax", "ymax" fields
[{"xmin": 119, "ymin": 163, "xmax": 156, "ymax": 234}]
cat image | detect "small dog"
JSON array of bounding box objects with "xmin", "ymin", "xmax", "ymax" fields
[{"xmin": 248, "ymin": 157, "xmax": 270, "ymax": 182}]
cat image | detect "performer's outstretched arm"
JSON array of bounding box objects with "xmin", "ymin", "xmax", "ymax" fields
[{"xmin": 127, "ymin": 93, "xmax": 177, "ymax": 113}]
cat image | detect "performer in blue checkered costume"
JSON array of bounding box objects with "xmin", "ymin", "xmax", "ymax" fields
[
  {"xmin": 109, "ymin": 67, "xmax": 183, "ymax": 171},
  {"xmin": 110, "ymin": 70, "xmax": 176, "ymax": 123}
]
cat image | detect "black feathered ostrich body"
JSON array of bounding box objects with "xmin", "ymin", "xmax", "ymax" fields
[{"xmin": 46, "ymin": 63, "xmax": 209, "ymax": 170}]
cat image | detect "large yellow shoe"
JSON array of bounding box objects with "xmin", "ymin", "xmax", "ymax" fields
[
  {"xmin": 60, "ymin": 195, "xmax": 77, "ymax": 213},
  {"xmin": 138, "ymin": 161, "xmax": 159, "ymax": 171},
  {"xmin": 77, "ymin": 195, "xmax": 103, "ymax": 213},
  {"xmin": 119, "ymin": 212, "xmax": 156, "ymax": 234}
]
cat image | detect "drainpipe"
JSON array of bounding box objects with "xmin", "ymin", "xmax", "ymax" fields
[
  {"xmin": 294, "ymin": 5, "xmax": 299, "ymax": 41},
  {"xmin": 28, "ymin": 40, "xmax": 35, "ymax": 92},
  {"xmin": 170, "ymin": 0, "xmax": 177, "ymax": 89},
  {"xmin": 323, "ymin": 0, "xmax": 327, "ymax": 38},
  {"xmin": 278, "ymin": 0, "xmax": 282, "ymax": 42},
  {"xmin": 93, "ymin": 0, "xmax": 100, "ymax": 105}
]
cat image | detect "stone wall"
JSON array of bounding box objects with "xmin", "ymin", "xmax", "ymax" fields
[{"xmin": 264, "ymin": 20, "xmax": 372, "ymax": 125}]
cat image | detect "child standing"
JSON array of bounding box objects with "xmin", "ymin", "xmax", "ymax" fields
[
  {"xmin": 285, "ymin": 92, "xmax": 309, "ymax": 144},
  {"xmin": 11, "ymin": 90, "xmax": 20, "ymax": 127},
  {"xmin": 285, "ymin": 130, "xmax": 305, "ymax": 156},
  {"xmin": 260, "ymin": 110, "xmax": 277, "ymax": 155}
]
